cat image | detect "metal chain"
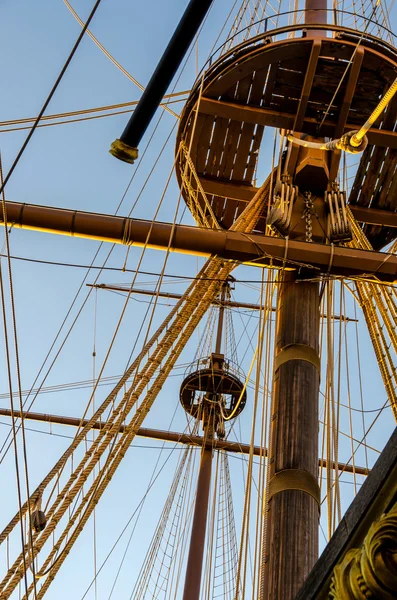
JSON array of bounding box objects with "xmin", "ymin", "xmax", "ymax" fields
[{"xmin": 303, "ymin": 191, "xmax": 314, "ymax": 243}]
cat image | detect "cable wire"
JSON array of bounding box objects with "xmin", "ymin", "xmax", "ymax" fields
[{"xmin": 0, "ymin": 0, "xmax": 104, "ymax": 197}]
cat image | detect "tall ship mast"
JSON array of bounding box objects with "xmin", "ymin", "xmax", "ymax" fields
[{"xmin": 1, "ymin": 0, "xmax": 397, "ymax": 598}]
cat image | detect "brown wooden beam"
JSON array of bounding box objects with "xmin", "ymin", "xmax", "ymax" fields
[
  {"xmin": 182, "ymin": 423, "xmax": 213, "ymax": 600},
  {"xmin": 349, "ymin": 205, "xmax": 397, "ymax": 228},
  {"xmin": 335, "ymin": 48, "xmax": 365, "ymax": 140},
  {"xmin": 264, "ymin": 272, "xmax": 320, "ymax": 599},
  {"xmin": 88, "ymin": 283, "xmax": 358, "ymax": 321},
  {"xmin": 89, "ymin": 283, "xmax": 267, "ymax": 310},
  {"xmin": 0, "ymin": 408, "xmax": 369, "ymax": 475},
  {"xmin": 199, "ymin": 97, "xmax": 397, "ymax": 149},
  {"xmin": 294, "ymin": 39, "xmax": 322, "ymax": 131},
  {"xmin": 199, "ymin": 176, "xmax": 257, "ymax": 201},
  {"xmin": 200, "ymin": 97, "xmax": 294, "ymax": 128},
  {"xmin": 329, "ymin": 46, "xmax": 365, "ymax": 181},
  {"xmin": 3, "ymin": 201, "xmax": 397, "ymax": 282},
  {"xmin": 0, "ymin": 408, "xmax": 256, "ymax": 455},
  {"xmin": 287, "ymin": 40, "xmax": 322, "ymax": 177},
  {"xmin": 199, "ymin": 179, "xmax": 397, "ymax": 230}
]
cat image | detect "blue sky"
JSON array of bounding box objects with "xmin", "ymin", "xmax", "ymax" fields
[{"xmin": 0, "ymin": 1, "xmax": 396, "ymax": 598}]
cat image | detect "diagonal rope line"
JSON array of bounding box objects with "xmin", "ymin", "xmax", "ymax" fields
[
  {"xmin": 0, "ymin": 0, "xmax": 104, "ymax": 198},
  {"xmin": 63, "ymin": 0, "xmax": 180, "ymax": 119}
]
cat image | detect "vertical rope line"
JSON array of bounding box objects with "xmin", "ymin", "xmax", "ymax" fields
[
  {"xmin": 251, "ymin": 269, "xmax": 267, "ymax": 598},
  {"xmin": 241, "ymin": 268, "xmax": 269, "ymax": 598},
  {"xmin": 353, "ymin": 299, "xmax": 369, "ymax": 472},
  {"xmin": 92, "ymin": 288, "xmax": 98, "ymax": 600},
  {"xmin": 330, "ymin": 282, "xmax": 341, "ymax": 532},
  {"xmin": 0, "ymin": 250, "xmax": 30, "ymax": 599},
  {"xmin": 319, "ymin": 295, "xmax": 327, "ymax": 503},
  {"xmin": 334, "ymin": 282, "xmax": 343, "ymax": 525},
  {"xmin": 252, "ymin": 267, "xmax": 274, "ymax": 600},
  {"xmin": 343, "ymin": 284, "xmax": 357, "ymax": 495},
  {"xmin": 258, "ymin": 271, "xmax": 278, "ymax": 600},
  {"xmin": 326, "ymin": 280, "xmax": 334, "ymax": 539},
  {"xmin": 0, "ymin": 154, "xmax": 37, "ymax": 598}
]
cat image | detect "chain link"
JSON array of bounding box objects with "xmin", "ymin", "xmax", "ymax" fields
[{"xmin": 303, "ymin": 191, "xmax": 314, "ymax": 242}]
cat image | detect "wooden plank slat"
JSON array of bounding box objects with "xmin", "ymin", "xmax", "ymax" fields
[
  {"xmin": 358, "ymin": 96, "xmax": 397, "ymax": 207},
  {"xmin": 193, "ymin": 114, "xmax": 216, "ymax": 174},
  {"xmin": 371, "ymin": 150, "xmax": 397, "ymax": 209},
  {"xmin": 244, "ymin": 125, "xmax": 264, "ymax": 182},
  {"xmin": 231, "ymin": 67, "xmax": 269, "ymax": 182},
  {"xmin": 349, "ymin": 147, "xmax": 373, "ymax": 205},
  {"xmin": 205, "ymin": 117, "xmax": 229, "ymax": 178},
  {"xmin": 218, "ymin": 74, "xmax": 253, "ymax": 179},
  {"xmin": 334, "ymin": 47, "xmax": 365, "ymax": 139}
]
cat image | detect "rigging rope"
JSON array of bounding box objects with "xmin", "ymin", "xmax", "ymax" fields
[
  {"xmin": 63, "ymin": 0, "xmax": 180, "ymax": 119},
  {"xmin": 0, "ymin": 170, "xmax": 270, "ymax": 599},
  {"xmin": 0, "ymin": 94, "xmax": 188, "ymax": 134},
  {"xmin": 288, "ymin": 74, "xmax": 397, "ymax": 154},
  {"xmin": 0, "ymin": 0, "xmax": 104, "ymax": 198},
  {"xmin": 348, "ymin": 208, "xmax": 397, "ymax": 423},
  {"xmin": 0, "ymin": 158, "xmax": 34, "ymax": 598},
  {"xmin": 235, "ymin": 269, "xmax": 271, "ymax": 600}
]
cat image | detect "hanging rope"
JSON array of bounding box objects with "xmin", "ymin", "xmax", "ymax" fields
[
  {"xmin": 348, "ymin": 207, "xmax": 397, "ymax": 423},
  {"xmin": 0, "ymin": 169, "xmax": 269, "ymax": 599},
  {"xmin": 63, "ymin": 0, "xmax": 180, "ymax": 119}
]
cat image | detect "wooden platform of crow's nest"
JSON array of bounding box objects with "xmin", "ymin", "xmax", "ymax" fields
[{"xmin": 176, "ymin": 24, "xmax": 397, "ymax": 248}]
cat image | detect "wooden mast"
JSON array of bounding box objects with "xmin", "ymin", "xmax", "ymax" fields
[
  {"xmin": 182, "ymin": 440, "xmax": 213, "ymax": 599},
  {"xmin": 262, "ymin": 272, "xmax": 320, "ymax": 599},
  {"xmin": 182, "ymin": 283, "xmax": 226, "ymax": 599},
  {"xmin": 262, "ymin": 2, "xmax": 326, "ymax": 598}
]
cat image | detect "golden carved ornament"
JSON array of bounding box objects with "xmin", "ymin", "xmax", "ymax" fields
[{"xmin": 329, "ymin": 502, "xmax": 397, "ymax": 599}]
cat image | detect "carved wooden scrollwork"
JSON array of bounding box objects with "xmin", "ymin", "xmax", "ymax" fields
[{"xmin": 330, "ymin": 502, "xmax": 397, "ymax": 599}]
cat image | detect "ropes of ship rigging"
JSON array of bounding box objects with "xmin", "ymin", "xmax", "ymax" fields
[
  {"xmin": 0, "ymin": 157, "xmax": 38, "ymax": 599},
  {"xmin": 77, "ymin": 401, "xmax": 192, "ymax": 600},
  {"xmin": 109, "ymin": 273, "xmax": 271, "ymax": 599},
  {"xmin": 0, "ymin": 2, "xmax": 271, "ymax": 593},
  {"xmin": 0, "ymin": 0, "xmax": 220, "ymax": 469},
  {"xmin": 0, "ymin": 4, "xmax": 219, "ymax": 597},
  {"xmin": 2, "ymin": 0, "xmax": 397, "ymax": 598}
]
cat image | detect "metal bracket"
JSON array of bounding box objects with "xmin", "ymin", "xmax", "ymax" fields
[
  {"xmin": 274, "ymin": 343, "xmax": 320, "ymax": 373},
  {"xmin": 268, "ymin": 469, "xmax": 320, "ymax": 506}
]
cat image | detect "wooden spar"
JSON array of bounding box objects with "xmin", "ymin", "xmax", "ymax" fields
[
  {"xmin": 2, "ymin": 201, "xmax": 397, "ymax": 281},
  {"xmin": 0, "ymin": 408, "xmax": 369, "ymax": 475},
  {"xmin": 87, "ymin": 284, "xmax": 358, "ymax": 321}
]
